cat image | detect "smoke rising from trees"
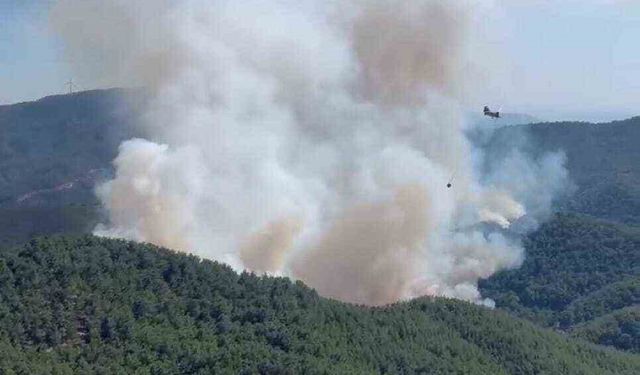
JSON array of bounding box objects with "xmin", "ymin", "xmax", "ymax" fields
[{"xmin": 51, "ymin": 0, "xmax": 570, "ymax": 306}]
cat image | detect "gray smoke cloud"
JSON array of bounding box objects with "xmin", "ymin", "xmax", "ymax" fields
[{"xmin": 51, "ymin": 0, "xmax": 570, "ymax": 306}]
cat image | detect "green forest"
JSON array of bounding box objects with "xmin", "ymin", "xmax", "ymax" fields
[
  {"xmin": 480, "ymin": 214, "xmax": 640, "ymax": 352},
  {"xmin": 2, "ymin": 236, "xmax": 640, "ymax": 374},
  {"xmin": 2, "ymin": 90, "xmax": 640, "ymax": 373}
]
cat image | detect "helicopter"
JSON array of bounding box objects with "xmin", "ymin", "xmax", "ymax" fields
[
  {"xmin": 446, "ymin": 106, "xmax": 503, "ymax": 189},
  {"xmin": 483, "ymin": 106, "xmax": 501, "ymax": 119}
]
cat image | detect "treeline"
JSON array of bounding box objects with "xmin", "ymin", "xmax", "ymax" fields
[{"xmin": 1, "ymin": 236, "xmax": 640, "ymax": 374}]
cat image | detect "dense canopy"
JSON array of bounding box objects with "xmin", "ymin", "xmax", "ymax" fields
[{"xmin": 1, "ymin": 236, "xmax": 640, "ymax": 374}]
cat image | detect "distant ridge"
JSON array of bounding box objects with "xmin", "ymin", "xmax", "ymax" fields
[{"xmin": 0, "ymin": 88, "xmax": 638, "ymax": 244}]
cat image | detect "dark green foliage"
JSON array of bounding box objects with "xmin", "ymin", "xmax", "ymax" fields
[
  {"xmin": 477, "ymin": 115, "xmax": 640, "ymax": 351},
  {"xmin": 565, "ymin": 184, "xmax": 640, "ymax": 225},
  {"xmin": 565, "ymin": 278, "xmax": 640, "ymax": 325},
  {"xmin": 572, "ymin": 307, "xmax": 640, "ymax": 353},
  {"xmin": 481, "ymin": 214, "xmax": 640, "ymax": 316},
  {"xmin": 480, "ymin": 214, "xmax": 640, "ymax": 351},
  {"xmin": 1, "ymin": 236, "xmax": 640, "ymax": 374}
]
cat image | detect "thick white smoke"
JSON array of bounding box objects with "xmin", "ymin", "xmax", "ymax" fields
[{"xmin": 52, "ymin": 0, "xmax": 569, "ymax": 306}]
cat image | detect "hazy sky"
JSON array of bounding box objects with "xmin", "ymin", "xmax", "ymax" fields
[
  {"xmin": 1, "ymin": 0, "xmax": 638, "ymax": 121},
  {"xmin": 493, "ymin": 1, "xmax": 640, "ymax": 121}
]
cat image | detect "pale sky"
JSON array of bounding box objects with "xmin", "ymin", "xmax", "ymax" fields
[
  {"xmin": 1, "ymin": 0, "xmax": 638, "ymax": 121},
  {"xmin": 493, "ymin": 0, "xmax": 640, "ymax": 121}
]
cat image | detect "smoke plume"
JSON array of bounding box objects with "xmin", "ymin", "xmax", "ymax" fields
[{"xmin": 52, "ymin": 0, "xmax": 570, "ymax": 306}]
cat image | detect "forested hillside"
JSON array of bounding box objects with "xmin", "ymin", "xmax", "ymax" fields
[
  {"xmin": 2, "ymin": 236, "xmax": 640, "ymax": 374},
  {"xmin": 480, "ymin": 214, "xmax": 640, "ymax": 352},
  {"xmin": 477, "ymin": 117, "xmax": 640, "ymax": 224},
  {"xmin": 0, "ymin": 89, "xmax": 142, "ymax": 206},
  {"xmin": 0, "ymin": 89, "xmax": 143, "ymax": 247},
  {"xmin": 2, "ymin": 90, "xmax": 640, "ymax": 358}
]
